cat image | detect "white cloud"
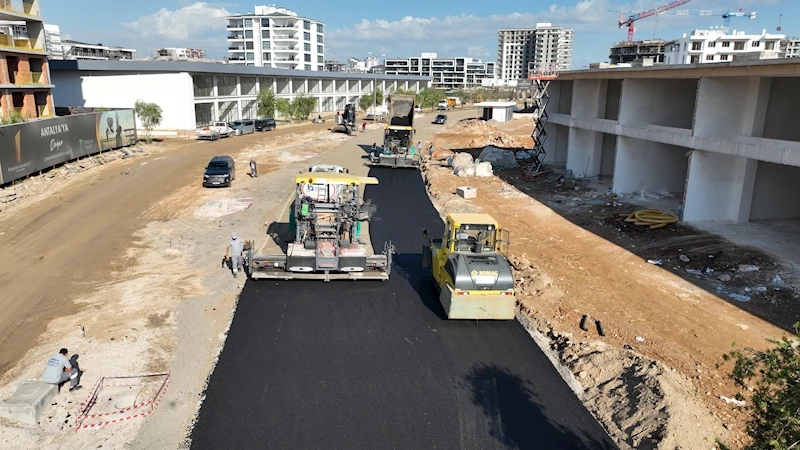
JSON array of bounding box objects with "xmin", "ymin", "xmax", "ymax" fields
[
  {"xmin": 467, "ymin": 46, "xmax": 489, "ymax": 59},
  {"xmin": 122, "ymin": 2, "xmax": 230, "ymax": 43}
]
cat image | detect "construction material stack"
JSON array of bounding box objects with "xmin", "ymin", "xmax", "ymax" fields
[
  {"xmin": 370, "ymin": 94, "xmax": 420, "ymax": 169},
  {"xmin": 422, "ymin": 213, "xmax": 516, "ymax": 320},
  {"xmin": 245, "ymin": 172, "xmax": 393, "ymax": 281}
]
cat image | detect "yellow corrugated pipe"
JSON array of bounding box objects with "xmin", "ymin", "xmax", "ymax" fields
[{"xmin": 619, "ymin": 209, "xmax": 678, "ymax": 230}]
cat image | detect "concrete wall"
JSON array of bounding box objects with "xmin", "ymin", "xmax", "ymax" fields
[
  {"xmin": 762, "ymin": 77, "xmax": 800, "ymax": 142},
  {"xmin": 572, "ymin": 80, "xmax": 602, "ymax": 119},
  {"xmin": 543, "ymin": 123, "xmax": 569, "ymax": 166},
  {"xmin": 614, "ymin": 136, "xmax": 688, "ymax": 194},
  {"xmin": 52, "ymin": 72, "xmax": 196, "ymax": 130},
  {"xmin": 567, "ymin": 128, "xmax": 601, "ymax": 177},
  {"xmin": 619, "ymin": 78, "xmax": 697, "ymax": 129},
  {"xmin": 683, "ymin": 151, "xmax": 757, "ymax": 222},
  {"xmin": 600, "ymin": 133, "xmax": 616, "ymax": 176},
  {"xmin": 695, "ymin": 77, "xmax": 753, "ymax": 138},
  {"xmin": 750, "ymin": 161, "xmax": 800, "ymax": 220},
  {"xmin": 549, "ymin": 80, "xmax": 572, "ymax": 115}
]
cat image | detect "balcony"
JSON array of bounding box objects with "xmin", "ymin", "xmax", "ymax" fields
[
  {"xmin": 272, "ymin": 34, "xmax": 297, "ymax": 40},
  {"xmin": 228, "ymin": 46, "xmax": 245, "ymax": 52},
  {"xmin": 37, "ymin": 104, "xmax": 51, "ymax": 118},
  {"xmin": 227, "ymin": 34, "xmax": 244, "ymax": 40},
  {"xmin": 0, "ymin": 34, "xmax": 43, "ymax": 52},
  {"xmin": 273, "ymin": 46, "xmax": 297, "ymax": 51},
  {"xmin": 274, "ymin": 57, "xmax": 296, "ymax": 62},
  {"xmin": 0, "ymin": 0, "xmax": 41, "ymax": 19},
  {"xmin": 226, "ymin": 23, "xmax": 243, "ymax": 29},
  {"xmin": 272, "ymin": 24, "xmax": 296, "ymax": 29},
  {"xmin": 13, "ymin": 70, "xmax": 45, "ymax": 84}
]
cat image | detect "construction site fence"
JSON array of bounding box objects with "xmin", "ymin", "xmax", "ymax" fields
[{"xmin": 0, "ymin": 109, "xmax": 137, "ymax": 185}]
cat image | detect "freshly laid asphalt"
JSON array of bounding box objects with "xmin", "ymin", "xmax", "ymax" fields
[{"xmin": 190, "ymin": 167, "xmax": 616, "ymax": 449}]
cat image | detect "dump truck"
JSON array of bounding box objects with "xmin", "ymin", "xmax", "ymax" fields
[
  {"xmin": 369, "ymin": 94, "xmax": 420, "ymax": 168},
  {"xmin": 244, "ymin": 172, "xmax": 393, "ymax": 281},
  {"xmin": 331, "ymin": 104, "xmax": 357, "ymax": 135},
  {"xmin": 422, "ymin": 213, "xmax": 516, "ymax": 319},
  {"xmin": 437, "ymin": 98, "xmax": 457, "ymax": 110}
]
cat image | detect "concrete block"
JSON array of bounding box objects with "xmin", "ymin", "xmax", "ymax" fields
[
  {"xmin": 457, "ymin": 186, "xmax": 476, "ymax": 199},
  {"xmin": 0, "ymin": 381, "xmax": 57, "ymax": 425}
]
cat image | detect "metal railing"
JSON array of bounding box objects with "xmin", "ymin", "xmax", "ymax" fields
[
  {"xmin": 273, "ymin": 34, "xmax": 297, "ymax": 40},
  {"xmin": 0, "ymin": 34, "xmax": 43, "ymax": 51},
  {"xmin": 228, "ymin": 35, "xmax": 243, "ymax": 40},
  {"xmin": 273, "ymin": 46, "xmax": 296, "ymax": 51},
  {"xmin": 12, "ymin": 71, "xmax": 44, "ymax": 84}
]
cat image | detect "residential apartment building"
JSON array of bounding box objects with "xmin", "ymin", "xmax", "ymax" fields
[
  {"xmin": 609, "ymin": 39, "xmax": 667, "ymax": 65},
  {"xmin": 782, "ymin": 38, "xmax": 800, "ymax": 58},
  {"xmin": 225, "ymin": 5, "xmax": 324, "ymax": 71},
  {"xmin": 43, "ymin": 23, "xmax": 62, "ymax": 59},
  {"xmin": 59, "ymin": 40, "xmax": 136, "ymax": 60},
  {"xmin": 498, "ymin": 24, "xmax": 573, "ymax": 80},
  {"xmin": 665, "ymin": 29, "xmax": 784, "ymax": 65},
  {"xmin": 0, "ymin": 0, "xmax": 54, "ymax": 120},
  {"xmin": 383, "ymin": 53, "xmax": 495, "ymax": 90}
]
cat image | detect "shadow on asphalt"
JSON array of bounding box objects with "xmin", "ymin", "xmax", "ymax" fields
[
  {"xmin": 464, "ymin": 364, "xmax": 612, "ymax": 450},
  {"xmin": 265, "ymin": 221, "xmax": 291, "ymax": 253}
]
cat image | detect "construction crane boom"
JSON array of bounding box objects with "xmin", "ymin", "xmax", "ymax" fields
[{"xmin": 616, "ymin": 0, "xmax": 693, "ymax": 42}]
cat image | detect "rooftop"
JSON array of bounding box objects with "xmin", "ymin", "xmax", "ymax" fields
[
  {"xmin": 49, "ymin": 59, "xmax": 432, "ymax": 82},
  {"xmin": 559, "ymin": 57, "xmax": 800, "ymax": 80}
]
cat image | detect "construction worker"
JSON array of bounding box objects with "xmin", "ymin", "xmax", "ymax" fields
[
  {"xmin": 42, "ymin": 348, "xmax": 82, "ymax": 392},
  {"xmin": 225, "ymin": 232, "xmax": 243, "ymax": 278},
  {"xmin": 249, "ymin": 159, "xmax": 258, "ymax": 178},
  {"xmin": 362, "ymin": 122, "xmax": 366, "ymax": 133}
]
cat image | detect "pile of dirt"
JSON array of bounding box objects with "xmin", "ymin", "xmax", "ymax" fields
[{"xmin": 441, "ymin": 119, "xmax": 532, "ymax": 149}]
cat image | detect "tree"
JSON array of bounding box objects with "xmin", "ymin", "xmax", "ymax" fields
[
  {"xmin": 134, "ymin": 100, "xmax": 162, "ymax": 143},
  {"xmin": 0, "ymin": 110, "xmax": 26, "ymax": 125},
  {"xmin": 359, "ymin": 94, "xmax": 374, "ymax": 113},
  {"xmin": 257, "ymin": 86, "xmax": 276, "ymax": 118},
  {"xmin": 275, "ymin": 98, "xmax": 291, "ymax": 120},
  {"xmin": 373, "ymin": 88, "xmax": 384, "ymax": 106},
  {"xmin": 721, "ymin": 323, "xmax": 800, "ymax": 449},
  {"xmin": 291, "ymin": 94, "xmax": 317, "ymax": 121}
]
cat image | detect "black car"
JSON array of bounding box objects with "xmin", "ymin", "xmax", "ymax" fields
[
  {"xmin": 203, "ymin": 156, "xmax": 236, "ymax": 187},
  {"xmin": 433, "ymin": 114, "xmax": 447, "ymax": 125},
  {"xmin": 255, "ymin": 118, "xmax": 276, "ymax": 131}
]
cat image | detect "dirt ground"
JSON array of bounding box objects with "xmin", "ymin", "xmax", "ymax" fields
[
  {"xmin": 0, "ymin": 123, "xmax": 357, "ymax": 448},
  {"xmin": 421, "ymin": 117, "xmax": 795, "ymax": 449}
]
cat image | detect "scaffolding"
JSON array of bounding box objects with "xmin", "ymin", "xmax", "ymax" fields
[{"xmin": 523, "ymin": 63, "xmax": 559, "ymax": 180}]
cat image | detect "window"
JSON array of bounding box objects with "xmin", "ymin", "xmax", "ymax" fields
[
  {"xmin": 734, "ymin": 42, "xmax": 745, "ymax": 50},
  {"xmin": 262, "ymin": 30, "xmax": 269, "ymax": 39},
  {"xmin": 690, "ymin": 55, "xmax": 699, "ymax": 64},
  {"xmin": 305, "ymin": 64, "xmax": 311, "ymax": 71},
  {"xmin": 261, "ymin": 18, "xmax": 269, "ymax": 27},
  {"xmin": 304, "ymin": 32, "xmax": 310, "ymax": 41},
  {"xmin": 722, "ymin": 41, "xmax": 730, "ymax": 47},
  {"xmin": 263, "ymin": 52, "xmax": 271, "ymax": 61},
  {"xmin": 262, "ymin": 41, "xmax": 270, "ymax": 50},
  {"xmin": 691, "ymin": 42, "xmax": 702, "ymax": 50},
  {"xmin": 317, "ymin": 45, "xmax": 323, "ymax": 53},
  {"xmin": 317, "ymin": 24, "xmax": 323, "ymax": 33},
  {"xmin": 245, "ymin": 30, "xmax": 253, "ymax": 39},
  {"xmin": 246, "ymin": 53, "xmax": 254, "ymax": 61},
  {"xmin": 304, "ymin": 42, "xmax": 310, "ymax": 52},
  {"xmin": 705, "ymin": 55, "xmax": 714, "ymax": 61},
  {"xmin": 304, "ymin": 53, "xmax": 311, "ymax": 62},
  {"xmin": 708, "ymin": 41, "xmax": 716, "ymax": 48},
  {"xmin": 244, "ymin": 18, "xmax": 252, "ymax": 27},
  {"xmin": 317, "ymin": 55, "xmax": 323, "ymax": 63},
  {"xmin": 720, "ymin": 54, "xmax": 729, "ymax": 61},
  {"xmin": 317, "ymin": 65, "xmax": 323, "ymax": 71},
  {"xmin": 317, "ymin": 35, "xmax": 323, "ymax": 44},
  {"xmin": 752, "ymin": 41, "xmax": 760, "ymax": 47},
  {"xmin": 245, "ymin": 42, "xmax": 254, "ymax": 50},
  {"xmin": 303, "ymin": 20, "xmax": 310, "ymax": 30},
  {"xmin": 765, "ymin": 41, "xmax": 776, "ymax": 50}
]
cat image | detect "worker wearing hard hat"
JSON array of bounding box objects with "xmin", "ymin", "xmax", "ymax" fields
[{"xmin": 225, "ymin": 232, "xmax": 243, "ymax": 278}]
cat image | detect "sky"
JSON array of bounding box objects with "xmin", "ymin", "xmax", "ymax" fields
[{"xmin": 41, "ymin": 0, "xmax": 797, "ymax": 69}]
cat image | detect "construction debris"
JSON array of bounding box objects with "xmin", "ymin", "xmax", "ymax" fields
[{"xmin": 456, "ymin": 186, "xmax": 476, "ymax": 199}]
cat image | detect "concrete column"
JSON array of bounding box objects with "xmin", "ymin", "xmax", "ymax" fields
[
  {"xmin": 683, "ymin": 151, "xmax": 757, "ymax": 222},
  {"xmin": 741, "ymin": 77, "xmax": 771, "ymax": 138},
  {"xmin": 613, "ymin": 136, "xmax": 689, "ymax": 195},
  {"xmin": 566, "ymin": 128, "xmax": 602, "ymax": 177}
]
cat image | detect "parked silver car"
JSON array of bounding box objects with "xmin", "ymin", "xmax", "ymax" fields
[{"xmin": 230, "ymin": 120, "xmax": 255, "ymax": 135}]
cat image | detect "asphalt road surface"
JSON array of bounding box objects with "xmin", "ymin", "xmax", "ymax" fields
[{"xmin": 191, "ymin": 167, "xmax": 616, "ymax": 449}]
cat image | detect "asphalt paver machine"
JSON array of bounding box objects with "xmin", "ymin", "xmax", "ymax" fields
[
  {"xmin": 245, "ymin": 172, "xmax": 393, "ymax": 281},
  {"xmin": 369, "ymin": 94, "xmax": 420, "ymax": 169}
]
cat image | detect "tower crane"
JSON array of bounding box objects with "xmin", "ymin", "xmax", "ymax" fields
[
  {"xmin": 657, "ymin": 8, "xmax": 757, "ymax": 33},
  {"xmin": 614, "ymin": 0, "xmax": 693, "ymax": 42}
]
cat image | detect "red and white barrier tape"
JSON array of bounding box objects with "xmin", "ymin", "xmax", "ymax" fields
[
  {"xmin": 76, "ymin": 410, "xmax": 155, "ymax": 430},
  {"xmin": 75, "ymin": 373, "xmax": 170, "ymax": 431},
  {"xmin": 76, "ymin": 400, "xmax": 153, "ymax": 419}
]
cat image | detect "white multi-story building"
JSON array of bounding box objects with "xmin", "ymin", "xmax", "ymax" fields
[
  {"xmin": 665, "ymin": 29, "xmax": 785, "ymax": 65},
  {"xmin": 155, "ymin": 48, "xmax": 207, "ymax": 60},
  {"xmin": 225, "ymin": 5, "xmax": 324, "ymax": 71},
  {"xmin": 383, "ymin": 53, "xmax": 495, "ymax": 90},
  {"xmin": 497, "ymin": 24, "xmax": 573, "ymax": 80},
  {"xmin": 44, "ymin": 23, "xmax": 63, "ymax": 59},
  {"xmin": 782, "ymin": 38, "xmax": 800, "ymax": 58}
]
